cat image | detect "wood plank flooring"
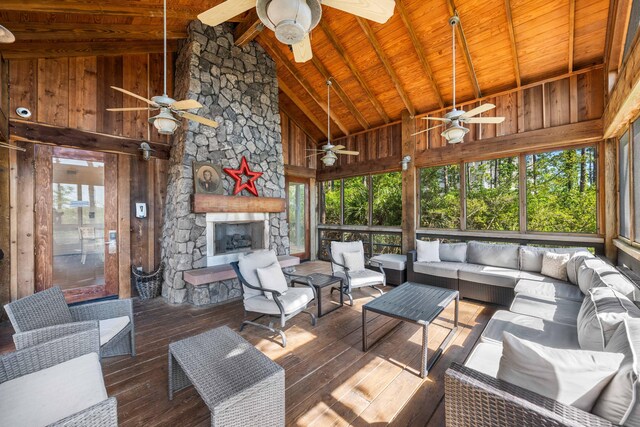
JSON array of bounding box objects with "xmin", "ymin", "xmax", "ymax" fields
[{"xmin": 0, "ymin": 261, "xmax": 496, "ymax": 426}]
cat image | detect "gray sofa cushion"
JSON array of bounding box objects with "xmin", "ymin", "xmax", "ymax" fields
[
  {"xmin": 458, "ymin": 264, "xmax": 520, "ymax": 288},
  {"xmin": 481, "ymin": 310, "xmax": 579, "ymax": 349},
  {"xmin": 566, "ymin": 251, "xmax": 595, "ymax": 285},
  {"xmin": 577, "ymin": 258, "xmax": 615, "ymax": 294},
  {"xmin": 596, "ymin": 269, "xmax": 637, "ymax": 300},
  {"xmin": 514, "ymin": 279, "xmax": 584, "ymax": 302},
  {"xmin": 509, "ymin": 294, "xmax": 582, "ymax": 326},
  {"xmin": 519, "ymin": 246, "xmax": 589, "ymax": 273},
  {"xmin": 464, "ymin": 342, "xmax": 502, "ymax": 378},
  {"xmin": 370, "ymin": 254, "xmax": 406, "ymax": 270},
  {"xmin": 467, "ymin": 241, "xmax": 519, "ymax": 269},
  {"xmin": 413, "ymin": 261, "xmax": 460, "ymax": 279},
  {"xmin": 439, "ymin": 243, "xmax": 467, "ymax": 262}
]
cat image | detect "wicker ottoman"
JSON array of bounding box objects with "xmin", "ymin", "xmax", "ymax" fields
[
  {"xmin": 168, "ymin": 326, "xmax": 284, "ymax": 426},
  {"xmin": 369, "ymin": 254, "xmax": 407, "ymax": 286}
]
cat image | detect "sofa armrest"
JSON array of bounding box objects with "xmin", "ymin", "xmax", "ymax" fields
[
  {"xmin": 0, "ymin": 329, "xmax": 100, "ymax": 384},
  {"xmin": 407, "ymin": 250, "xmax": 417, "ymax": 262},
  {"xmin": 49, "ymin": 396, "xmax": 118, "ymax": 427},
  {"xmin": 13, "ymin": 320, "xmax": 99, "ymax": 350},
  {"xmin": 70, "ymin": 298, "xmax": 133, "ymax": 322},
  {"xmin": 444, "ymin": 363, "xmax": 613, "ymax": 427}
]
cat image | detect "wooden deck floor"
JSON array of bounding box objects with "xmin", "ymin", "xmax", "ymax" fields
[{"xmin": 0, "ymin": 261, "xmax": 496, "ymax": 426}]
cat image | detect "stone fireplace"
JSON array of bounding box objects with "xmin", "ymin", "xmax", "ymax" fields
[{"xmin": 160, "ymin": 21, "xmax": 289, "ymax": 305}]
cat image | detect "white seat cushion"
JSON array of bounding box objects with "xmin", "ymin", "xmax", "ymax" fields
[
  {"xmin": 514, "ymin": 279, "xmax": 584, "ymax": 302},
  {"xmin": 244, "ymin": 287, "xmax": 314, "ymax": 315},
  {"xmin": 481, "ymin": 310, "xmax": 579, "ymax": 349},
  {"xmin": 370, "ymin": 254, "xmax": 406, "ymax": 270},
  {"xmin": 331, "ymin": 241, "xmax": 364, "ymax": 273},
  {"xmin": 464, "ymin": 342, "xmax": 503, "ymax": 378},
  {"xmin": 413, "ymin": 261, "xmax": 461, "ymax": 279},
  {"xmin": 458, "ymin": 264, "xmax": 520, "ymax": 288},
  {"xmin": 0, "ymin": 352, "xmax": 107, "ymax": 427},
  {"xmin": 334, "ymin": 269, "xmax": 385, "ymax": 289},
  {"xmin": 238, "ymin": 250, "xmax": 280, "ymax": 298},
  {"xmin": 99, "ymin": 316, "xmax": 130, "ymax": 346},
  {"xmin": 509, "ymin": 294, "xmax": 582, "ymax": 326}
]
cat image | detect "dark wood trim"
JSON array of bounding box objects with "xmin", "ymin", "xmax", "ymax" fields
[
  {"xmin": 279, "ymin": 80, "xmax": 329, "ymax": 138},
  {"xmin": 192, "ymin": 194, "xmax": 286, "ymax": 213},
  {"xmin": 316, "ymin": 155, "xmax": 402, "ymax": 181},
  {"xmin": 568, "ymin": 0, "xmax": 576, "ymax": 72},
  {"xmin": 285, "ymin": 164, "xmax": 317, "ymax": 179},
  {"xmin": 10, "ymin": 120, "xmax": 170, "ymax": 159},
  {"xmin": 286, "ymin": 177, "xmax": 311, "ymax": 260},
  {"xmin": 6, "ymin": 22, "xmax": 186, "ymax": 41},
  {"xmin": 33, "ymin": 144, "xmax": 52, "ymax": 292},
  {"xmin": 234, "ymin": 10, "xmax": 263, "ymax": 47},
  {"xmin": 504, "ymin": 0, "xmax": 521, "ymax": 87},
  {"xmin": 118, "ymin": 154, "xmax": 131, "ymax": 299},
  {"xmin": 103, "ymin": 153, "xmax": 120, "ymax": 299},
  {"xmin": 401, "ymin": 110, "xmax": 417, "ymax": 253},
  {"xmin": 0, "ymin": 40, "xmax": 179, "ymax": 59}
]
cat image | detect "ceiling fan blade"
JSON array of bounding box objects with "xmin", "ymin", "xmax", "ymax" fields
[
  {"xmin": 198, "ymin": 0, "xmax": 256, "ymax": 27},
  {"xmin": 180, "ymin": 112, "xmax": 219, "ymax": 128},
  {"xmin": 461, "ymin": 103, "xmax": 496, "ymax": 118},
  {"xmin": 465, "ymin": 116, "xmax": 506, "ymax": 124},
  {"xmin": 331, "ymin": 145, "xmax": 346, "ymax": 151},
  {"xmin": 171, "ymin": 99, "xmax": 203, "ymax": 110},
  {"xmin": 292, "ymin": 34, "xmax": 313, "ymax": 63},
  {"xmin": 334, "ymin": 150, "xmax": 360, "ymax": 156},
  {"xmin": 0, "ymin": 142, "xmax": 26, "ymax": 152},
  {"xmin": 110, "ymin": 86, "xmax": 158, "ymax": 107},
  {"xmin": 421, "ymin": 117, "xmax": 450, "ymax": 122},
  {"xmin": 323, "ymin": 0, "xmax": 395, "ymax": 24},
  {"xmin": 106, "ymin": 107, "xmax": 155, "ymax": 112},
  {"xmin": 411, "ymin": 124, "xmax": 445, "ymax": 136}
]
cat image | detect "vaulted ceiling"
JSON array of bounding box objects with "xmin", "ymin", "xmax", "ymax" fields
[{"xmin": 0, "ymin": 0, "xmax": 611, "ymax": 142}]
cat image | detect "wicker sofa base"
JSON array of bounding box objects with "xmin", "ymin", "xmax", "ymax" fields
[
  {"xmin": 407, "ymin": 270, "xmax": 458, "ymax": 290},
  {"xmin": 458, "ymin": 280, "xmax": 514, "ymax": 306}
]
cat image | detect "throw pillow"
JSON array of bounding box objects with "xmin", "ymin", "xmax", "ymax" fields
[
  {"xmin": 416, "ymin": 239, "xmax": 440, "ymax": 263},
  {"xmin": 342, "ymin": 251, "xmax": 365, "ymax": 272},
  {"xmin": 497, "ymin": 332, "xmax": 624, "ymax": 412},
  {"xmin": 566, "ymin": 251, "xmax": 594, "ymax": 285},
  {"xmin": 540, "ymin": 251, "xmax": 570, "ymax": 281},
  {"xmin": 577, "ymin": 286, "xmax": 640, "ymax": 350},
  {"xmin": 439, "ymin": 242, "xmax": 467, "ymax": 262},
  {"xmin": 256, "ymin": 262, "xmax": 289, "ymax": 300}
]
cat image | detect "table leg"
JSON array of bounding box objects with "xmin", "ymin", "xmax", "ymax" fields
[
  {"xmin": 455, "ymin": 293, "xmax": 459, "ymax": 328},
  {"xmin": 362, "ymin": 308, "xmax": 368, "ymax": 352},
  {"xmin": 421, "ymin": 323, "xmax": 428, "ymax": 378}
]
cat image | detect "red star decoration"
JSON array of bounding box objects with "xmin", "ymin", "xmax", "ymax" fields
[{"xmin": 223, "ymin": 156, "xmax": 263, "ymax": 197}]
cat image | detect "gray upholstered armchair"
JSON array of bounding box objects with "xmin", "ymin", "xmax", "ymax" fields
[
  {"xmin": 231, "ymin": 249, "xmax": 316, "ymax": 347},
  {"xmin": 329, "ymin": 241, "xmax": 386, "ymax": 306},
  {"xmin": 4, "ymin": 286, "xmax": 135, "ymax": 358}
]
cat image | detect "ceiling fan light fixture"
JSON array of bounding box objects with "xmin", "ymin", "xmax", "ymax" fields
[
  {"xmin": 441, "ymin": 122, "xmax": 469, "ymax": 144},
  {"xmin": 149, "ymin": 108, "xmax": 180, "ymax": 135},
  {"xmin": 321, "ymin": 151, "xmax": 337, "ymax": 167},
  {"xmin": 266, "ymin": 0, "xmax": 313, "ymax": 44}
]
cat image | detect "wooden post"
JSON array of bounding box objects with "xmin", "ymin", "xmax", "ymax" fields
[
  {"xmin": 401, "ymin": 110, "xmax": 416, "ymax": 254},
  {"xmin": 604, "ymin": 138, "xmax": 618, "ymax": 260},
  {"xmin": 118, "ymin": 154, "xmax": 131, "ymax": 298}
]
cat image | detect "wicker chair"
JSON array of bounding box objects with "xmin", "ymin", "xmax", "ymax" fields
[
  {"xmin": 444, "ymin": 363, "xmax": 614, "ymax": 426},
  {"xmin": 4, "ymin": 286, "xmax": 135, "ymax": 358},
  {"xmin": 329, "ymin": 241, "xmax": 386, "ymax": 306},
  {"xmin": 231, "ymin": 250, "xmax": 316, "ymax": 348},
  {"xmin": 0, "ymin": 329, "xmax": 118, "ymax": 426}
]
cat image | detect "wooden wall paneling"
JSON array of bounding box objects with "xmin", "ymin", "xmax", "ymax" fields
[
  {"xmin": 378, "ymin": 126, "xmax": 389, "ymax": 158},
  {"xmin": 148, "ymin": 52, "xmax": 171, "ymax": 143},
  {"xmin": 0, "ymin": 55, "xmax": 8, "ymax": 142},
  {"xmin": 68, "ymin": 56, "xmax": 97, "ymax": 132},
  {"xmin": 496, "ymin": 92, "xmax": 518, "ymax": 136},
  {"xmin": 479, "ymin": 98, "xmax": 497, "ymax": 140},
  {"xmin": 281, "ymin": 113, "xmax": 290, "ymax": 165},
  {"xmin": 117, "ymin": 154, "xmax": 131, "ymax": 298},
  {"xmin": 96, "ymin": 56, "xmax": 124, "ymax": 136},
  {"xmin": 153, "ymin": 159, "xmax": 167, "ymax": 269},
  {"xmin": 103, "ymin": 153, "xmax": 119, "ymax": 296},
  {"xmin": 604, "ymin": 138, "xmax": 617, "ymax": 260},
  {"xmin": 130, "ymin": 157, "xmax": 149, "ymax": 270},
  {"xmin": 523, "ymin": 85, "xmax": 544, "ymax": 132},
  {"xmin": 37, "ymin": 58, "xmax": 69, "ymax": 127},
  {"xmin": 401, "ymin": 110, "xmax": 416, "ymax": 253},
  {"xmin": 570, "ymin": 75, "xmax": 579, "ymax": 123},
  {"xmin": 9, "ymin": 60, "xmax": 38, "ymax": 121},
  {"xmin": 517, "ymin": 90, "xmax": 525, "ymax": 133},
  {"xmin": 146, "ymin": 159, "xmax": 156, "ymax": 271},
  {"xmin": 33, "ymin": 144, "xmax": 52, "ymax": 292},
  {"xmin": 546, "ymin": 78, "xmax": 571, "ymax": 127},
  {"xmin": 14, "ymin": 142, "xmax": 34, "ymax": 299},
  {"xmin": 578, "ymin": 68, "xmax": 605, "ymax": 122},
  {"xmin": 122, "ymin": 54, "xmax": 149, "ymax": 140},
  {"xmin": 0, "ymin": 141, "xmax": 10, "ymax": 312},
  {"xmin": 9, "ymin": 146, "xmax": 17, "ymax": 302}
]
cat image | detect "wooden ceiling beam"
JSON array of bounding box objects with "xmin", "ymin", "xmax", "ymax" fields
[
  {"xmin": 395, "ymin": 0, "xmax": 444, "ymax": 108},
  {"xmin": 568, "ymin": 0, "xmax": 575, "ymax": 72},
  {"xmin": 259, "ymin": 35, "xmax": 350, "ymax": 135},
  {"xmin": 318, "ymin": 21, "xmax": 390, "ymax": 124},
  {"xmin": 504, "ymin": 0, "xmax": 521, "ymax": 87},
  {"xmin": 310, "ymin": 57, "xmax": 370, "ymax": 130},
  {"xmin": 278, "ymin": 78, "xmax": 329, "ymax": 138},
  {"xmin": 356, "ymin": 17, "xmax": 416, "ymax": 116},
  {"xmin": 5, "ymin": 22, "xmax": 186, "ymax": 41},
  {"xmin": 0, "ymin": 40, "xmax": 178, "ymax": 59},
  {"xmin": 234, "ymin": 10, "xmax": 263, "ymax": 47},
  {"xmin": 446, "ymin": 1, "xmax": 481, "ymax": 98},
  {"xmin": 604, "ymin": 0, "xmax": 634, "ymax": 76}
]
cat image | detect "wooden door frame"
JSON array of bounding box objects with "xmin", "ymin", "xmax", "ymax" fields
[{"xmin": 286, "ymin": 176, "xmax": 311, "ymax": 260}]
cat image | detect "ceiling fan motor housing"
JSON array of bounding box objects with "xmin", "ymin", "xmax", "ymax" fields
[{"xmin": 257, "ymin": 0, "xmax": 322, "ymax": 45}]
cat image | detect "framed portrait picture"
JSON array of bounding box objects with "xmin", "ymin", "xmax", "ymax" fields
[{"xmin": 194, "ymin": 162, "xmax": 223, "ymax": 195}]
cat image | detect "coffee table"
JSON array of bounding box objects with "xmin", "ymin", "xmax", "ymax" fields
[
  {"xmin": 290, "ymin": 272, "xmax": 344, "ymax": 317},
  {"xmin": 362, "ymin": 282, "xmax": 459, "ymax": 378}
]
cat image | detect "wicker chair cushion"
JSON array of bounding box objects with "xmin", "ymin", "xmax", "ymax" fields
[
  {"xmin": 330, "ymin": 241, "xmax": 364, "ymax": 273},
  {"xmin": 467, "ymin": 241, "xmax": 519, "ymax": 269},
  {"xmin": 416, "ymin": 239, "xmax": 440, "ymax": 262},
  {"xmin": 238, "ymin": 250, "xmax": 280, "ymax": 299},
  {"xmin": 519, "ymin": 246, "xmax": 589, "ymax": 273},
  {"xmin": 577, "ymin": 287, "xmax": 640, "ymax": 351},
  {"xmin": 0, "ymin": 352, "xmax": 107, "ymax": 426},
  {"xmin": 457, "ymin": 264, "xmax": 520, "ymax": 288},
  {"xmin": 594, "ymin": 317, "xmax": 640, "ymax": 426},
  {"xmin": 439, "ymin": 243, "xmax": 467, "ymax": 262},
  {"xmin": 497, "ymin": 333, "xmax": 623, "ymax": 412},
  {"xmin": 333, "ymin": 269, "xmax": 385, "ymax": 289},
  {"xmin": 99, "ymin": 316, "xmax": 130, "ymax": 346},
  {"xmin": 513, "ymin": 279, "xmax": 584, "ymax": 302},
  {"xmin": 566, "ymin": 251, "xmax": 595, "ymax": 285},
  {"xmin": 464, "ymin": 342, "xmax": 502, "ymax": 378},
  {"xmin": 413, "ymin": 261, "xmax": 461, "ymax": 279},
  {"xmin": 243, "ymin": 287, "xmax": 314, "ymax": 316},
  {"xmin": 509, "ymin": 294, "xmax": 582, "ymax": 326},
  {"xmin": 256, "ymin": 261, "xmax": 289, "ymax": 300},
  {"xmin": 5, "ymin": 287, "xmax": 73, "ymax": 333},
  {"xmin": 342, "ymin": 251, "xmax": 365, "ymax": 272}
]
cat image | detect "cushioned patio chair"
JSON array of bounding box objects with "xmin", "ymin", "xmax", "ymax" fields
[
  {"xmin": 329, "ymin": 241, "xmax": 386, "ymax": 306},
  {"xmin": 4, "ymin": 286, "xmax": 135, "ymax": 358},
  {"xmin": 231, "ymin": 249, "xmax": 316, "ymax": 348}
]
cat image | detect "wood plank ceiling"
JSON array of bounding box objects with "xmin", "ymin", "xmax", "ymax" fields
[{"xmin": 0, "ymin": 0, "xmax": 610, "ymax": 142}]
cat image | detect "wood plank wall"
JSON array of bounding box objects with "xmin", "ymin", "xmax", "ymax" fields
[{"xmin": 281, "ymin": 111, "xmax": 317, "ymax": 170}]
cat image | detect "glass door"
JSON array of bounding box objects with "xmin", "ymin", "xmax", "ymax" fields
[{"xmin": 287, "ymin": 179, "xmax": 310, "ymax": 260}]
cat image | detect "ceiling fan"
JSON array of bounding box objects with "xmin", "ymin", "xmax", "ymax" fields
[
  {"xmin": 307, "ymin": 79, "xmax": 358, "ymax": 166},
  {"xmin": 413, "ymin": 15, "xmax": 504, "ymax": 144},
  {"xmin": 107, "ymin": 0, "xmax": 218, "ymax": 135},
  {"xmin": 198, "ymin": 0, "xmax": 395, "ymax": 63}
]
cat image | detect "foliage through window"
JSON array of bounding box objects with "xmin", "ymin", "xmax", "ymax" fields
[
  {"xmin": 419, "ymin": 165, "xmax": 460, "ymax": 229},
  {"xmin": 620, "ymin": 131, "xmax": 631, "ymax": 239},
  {"xmin": 320, "ymin": 180, "xmax": 341, "ymax": 225},
  {"xmin": 372, "ymin": 172, "xmax": 402, "ymax": 226},
  {"xmin": 526, "ymin": 148, "xmax": 597, "ymax": 233},
  {"xmin": 343, "ymin": 176, "xmax": 369, "ymax": 226}
]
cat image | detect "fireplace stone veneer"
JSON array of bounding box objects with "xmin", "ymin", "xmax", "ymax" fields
[{"xmin": 160, "ymin": 21, "xmax": 289, "ymax": 305}]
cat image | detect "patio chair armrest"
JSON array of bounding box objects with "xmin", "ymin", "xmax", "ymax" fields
[
  {"xmin": 13, "ymin": 320, "xmax": 99, "ymax": 350},
  {"xmin": 329, "ymin": 251, "xmax": 350, "ymax": 273},
  {"xmin": 365, "ymin": 257, "xmax": 385, "ymax": 275},
  {"xmin": 282, "ymin": 272, "xmax": 317, "ymax": 299},
  {"xmin": 70, "ymin": 298, "xmax": 133, "ymax": 322},
  {"xmin": 49, "ymin": 397, "xmax": 118, "ymax": 427},
  {"xmin": 0, "ymin": 329, "xmax": 101, "ymax": 383},
  {"xmin": 444, "ymin": 363, "xmax": 613, "ymax": 427}
]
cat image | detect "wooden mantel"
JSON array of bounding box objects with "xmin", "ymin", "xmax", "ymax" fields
[{"xmin": 192, "ymin": 194, "xmax": 286, "ymax": 214}]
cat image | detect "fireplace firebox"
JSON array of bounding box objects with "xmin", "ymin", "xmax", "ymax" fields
[{"xmin": 206, "ymin": 212, "xmax": 270, "ymax": 266}]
